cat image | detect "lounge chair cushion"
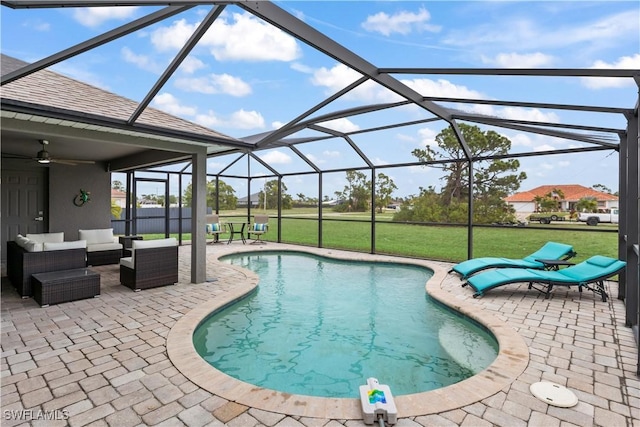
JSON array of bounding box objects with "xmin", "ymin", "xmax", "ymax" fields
[
  {"xmin": 452, "ymin": 241, "xmax": 575, "ymax": 279},
  {"xmin": 466, "ymin": 255, "xmax": 626, "ymax": 299}
]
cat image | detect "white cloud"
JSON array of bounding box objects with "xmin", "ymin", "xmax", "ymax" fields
[
  {"xmin": 361, "ymin": 7, "xmax": 440, "ymax": 36},
  {"xmin": 151, "ymin": 13, "xmax": 301, "ymax": 62},
  {"xmin": 180, "ymin": 56, "xmax": 206, "ymax": 74},
  {"xmin": 305, "ymin": 153, "xmax": 325, "ymax": 165},
  {"xmin": 493, "ymin": 107, "xmax": 560, "ymax": 123},
  {"xmin": 194, "ymin": 111, "xmax": 222, "ymax": 128},
  {"xmin": 229, "ymin": 109, "xmax": 265, "ymax": 129},
  {"xmin": 403, "ymin": 78, "xmax": 485, "ymax": 99},
  {"xmin": 317, "ymin": 118, "xmax": 360, "ymax": 133},
  {"xmin": 581, "ymin": 53, "xmax": 640, "ymax": 89},
  {"xmin": 372, "ymin": 157, "xmax": 389, "ymax": 165},
  {"xmin": 311, "ymin": 63, "xmax": 362, "ymax": 93},
  {"xmin": 23, "ymin": 19, "xmax": 50, "ymax": 32},
  {"xmin": 151, "ymin": 19, "xmax": 195, "ymax": 52},
  {"xmin": 174, "ymin": 73, "xmax": 252, "ymax": 96},
  {"xmin": 271, "ymin": 121, "xmax": 285, "ymax": 129},
  {"xmin": 291, "ymin": 62, "xmax": 313, "ymax": 73},
  {"xmin": 417, "ymin": 127, "xmax": 437, "ymax": 147},
  {"xmin": 443, "ymin": 10, "xmax": 639, "ymax": 51},
  {"xmin": 73, "ymin": 7, "xmax": 138, "ymax": 28},
  {"xmin": 260, "ymin": 150, "xmax": 292, "ymax": 165},
  {"xmin": 310, "ymin": 63, "xmax": 485, "ymax": 103},
  {"xmin": 323, "ymin": 150, "xmax": 341, "ymax": 158},
  {"xmin": 121, "ymin": 47, "xmax": 164, "ymax": 74},
  {"xmin": 481, "ymin": 52, "xmax": 554, "ymax": 68},
  {"xmin": 152, "ymin": 93, "xmax": 198, "ymax": 116}
]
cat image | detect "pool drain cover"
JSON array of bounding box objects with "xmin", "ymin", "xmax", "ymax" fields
[{"xmin": 530, "ymin": 382, "xmax": 578, "ymax": 407}]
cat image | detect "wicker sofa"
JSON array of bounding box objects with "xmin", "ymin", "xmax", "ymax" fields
[
  {"xmin": 79, "ymin": 228, "xmax": 123, "ymax": 266},
  {"xmin": 7, "ymin": 233, "xmax": 88, "ymax": 297},
  {"xmin": 119, "ymin": 238, "xmax": 178, "ymax": 291}
]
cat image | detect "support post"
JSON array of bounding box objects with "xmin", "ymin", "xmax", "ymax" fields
[{"xmin": 190, "ymin": 148, "xmax": 207, "ymax": 284}]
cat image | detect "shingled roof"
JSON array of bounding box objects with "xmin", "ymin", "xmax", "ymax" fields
[
  {"xmin": 1, "ymin": 54, "xmax": 237, "ymax": 142},
  {"xmin": 505, "ymin": 184, "xmax": 618, "ymax": 202}
]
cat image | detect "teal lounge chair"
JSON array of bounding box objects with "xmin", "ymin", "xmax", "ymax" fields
[
  {"xmin": 463, "ymin": 255, "xmax": 626, "ymax": 301},
  {"xmin": 450, "ymin": 241, "xmax": 576, "ymax": 279}
]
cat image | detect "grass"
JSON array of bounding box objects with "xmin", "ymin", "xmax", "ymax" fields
[{"xmin": 136, "ymin": 211, "xmax": 619, "ymax": 263}]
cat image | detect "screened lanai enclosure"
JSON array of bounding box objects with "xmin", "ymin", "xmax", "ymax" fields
[{"xmin": 1, "ymin": 1, "xmax": 639, "ymax": 373}]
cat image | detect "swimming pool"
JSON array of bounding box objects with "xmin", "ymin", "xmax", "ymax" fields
[{"xmin": 193, "ymin": 251, "xmax": 498, "ymax": 398}]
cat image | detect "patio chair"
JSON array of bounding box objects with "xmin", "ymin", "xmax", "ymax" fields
[
  {"xmin": 463, "ymin": 255, "xmax": 626, "ymax": 301},
  {"xmin": 205, "ymin": 213, "xmax": 227, "ymax": 244},
  {"xmin": 120, "ymin": 238, "xmax": 178, "ymax": 291},
  {"xmin": 449, "ymin": 241, "xmax": 576, "ymax": 279},
  {"xmin": 247, "ymin": 214, "xmax": 269, "ymax": 244}
]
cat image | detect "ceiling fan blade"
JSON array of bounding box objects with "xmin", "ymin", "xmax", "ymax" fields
[
  {"xmin": 50, "ymin": 159, "xmax": 80, "ymax": 165},
  {"xmin": 57, "ymin": 159, "xmax": 96, "ymax": 164},
  {"xmin": 2, "ymin": 153, "xmax": 32, "ymax": 160}
]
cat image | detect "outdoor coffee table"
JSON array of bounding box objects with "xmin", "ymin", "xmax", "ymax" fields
[{"xmin": 32, "ymin": 268, "xmax": 100, "ymax": 307}]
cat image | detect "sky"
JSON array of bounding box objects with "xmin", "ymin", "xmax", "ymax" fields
[{"xmin": 2, "ymin": 1, "xmax": 639, "ymax": 200}]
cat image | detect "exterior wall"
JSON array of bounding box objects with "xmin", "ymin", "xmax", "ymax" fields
[
  {"xmin": 49, "ymin": 163, "xmax": 112, "ymax": 240},
  {"xmin": 509, "ymin": 201, "xmax": 536, "ymax": 213}
]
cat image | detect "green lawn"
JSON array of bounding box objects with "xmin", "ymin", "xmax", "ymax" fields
[{"xmin": 138, "ymin": 210, "xmax": 619, "ymax": 263}]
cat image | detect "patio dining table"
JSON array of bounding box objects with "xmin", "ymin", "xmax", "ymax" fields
[{"xmin": 226, "ymin": 222, "xmax": 247, "ymax": 244}]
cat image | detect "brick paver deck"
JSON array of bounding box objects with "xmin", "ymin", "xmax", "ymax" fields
[{"xmin": 2, "ymin": 243, "xmax": 638, "ymax": 426}]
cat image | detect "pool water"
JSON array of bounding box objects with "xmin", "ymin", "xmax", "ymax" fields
[{"xmin": 193, "ymin": 251, "xmax": 498, "ymax": 398}]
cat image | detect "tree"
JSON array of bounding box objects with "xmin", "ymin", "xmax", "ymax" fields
[
  {"xmin": 111, "ymin": 200, "xmax": 122, "ymax": 219},
  {"xmin": 334, "ymin": 170, "xmax": 370, "ymax": 212},
  {"xmin": 533, "ymin": 188, "xmax": 565, "ymax": 212},
  {"xmin": 592, "ymin": 184, "xmax": 614, "ymax": 194},
  {"xmin": 374, "ymin": 172, "xmax": 397, "ymax": 213},
  {"xmin": 411, "ymin": 123, "xmax": 526, "ymax": 205},
  {"xmin": 112, "ymin": 180, "xmax": 124, "ymax": 191},
  {"xmin": 576, "ymin": 197, "xmax": 598, "ymax": 213},
  {"xmin": 408, "ymin": 123, "xmax": 525, "ymax": 224},
  {"xmin": 258, "ymin": 179, "xmax": 292, "ymax": 210},
  {"xmin": 183, "ymin": 179, "xmax": 237, "ymax": 209}
]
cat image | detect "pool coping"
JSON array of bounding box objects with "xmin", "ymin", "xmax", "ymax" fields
[{"xmin": 166, "ymin": 246, "xmax": 529, "ymax": 419}]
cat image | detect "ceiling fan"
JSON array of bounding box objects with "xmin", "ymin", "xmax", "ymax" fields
[{"xmin": 33, "ymin": 139, "xmax": 95, "ymax": 166}]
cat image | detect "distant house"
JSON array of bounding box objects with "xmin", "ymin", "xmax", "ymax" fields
[
  {"xmin": 505, "ymin": 184, "xmax": 618, "ymax": 214},
  {"xmin": 237, "ymin": 192, "xmax": 261, "ymax": 208},
  {"xmin": 111, "ymin": 189, "xmax": 126, "ymax": 209}
]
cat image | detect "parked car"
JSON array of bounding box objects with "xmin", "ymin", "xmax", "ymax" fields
[{"xmin": 578, "ymin": 208, "xmax": 619, "ymax": 225}]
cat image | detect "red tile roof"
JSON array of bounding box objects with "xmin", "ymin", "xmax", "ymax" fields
[{"xmin": 505, "ymin": 184, "xmax": 618, "ymax": 202}]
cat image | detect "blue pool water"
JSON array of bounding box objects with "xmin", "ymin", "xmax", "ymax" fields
[{"xmin": 193, "ymin": 251, "xmax": 498, "ymax": 398}]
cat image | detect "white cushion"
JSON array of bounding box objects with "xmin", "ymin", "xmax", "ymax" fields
[
  {"xmin": 132, "ymin": 238, "xmax": 177, "ymax": 250},
  {"xmin": 15, "ymin": 235, "xmax": 43, "ymax": 252},
  {"xmin": 130, "ymin": 238, "xmax": 177, "ymax": 266},
  {"xmin": 86, "ymin": 242, "xmax": 123, "ymax": 252},
  {"xmin": 26, "ymin": 232, "xmax": 64, "ymax": 244},
  {"xmin": 43, "ymin": 240, "xmax": 87, "ymax": 251},
  {"xmin": 119, "ymin": 256, "xmax": 134, "ymax": 269},
  {"xmin": 79, "ymin": 228, "xmax": 115, "ymax": 245}
]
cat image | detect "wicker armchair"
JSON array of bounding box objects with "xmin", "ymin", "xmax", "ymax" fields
[{"xmin": 119, "ymin": 238, "xmax": 178, "ymax": 291}]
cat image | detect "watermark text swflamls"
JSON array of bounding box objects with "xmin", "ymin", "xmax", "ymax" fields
[{"xmin": 3, "ymin": 409, "xmax": 69, "ymax": 421}]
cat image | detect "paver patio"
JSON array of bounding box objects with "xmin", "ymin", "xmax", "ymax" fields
[{"xmin": 1, "ymin": 242, "xmax": 638, "ymax": 426}]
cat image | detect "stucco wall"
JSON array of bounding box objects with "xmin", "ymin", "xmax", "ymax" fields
[{"xmin": 49, "ymin": 163, "xmax": 111, "ymax": 240}]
